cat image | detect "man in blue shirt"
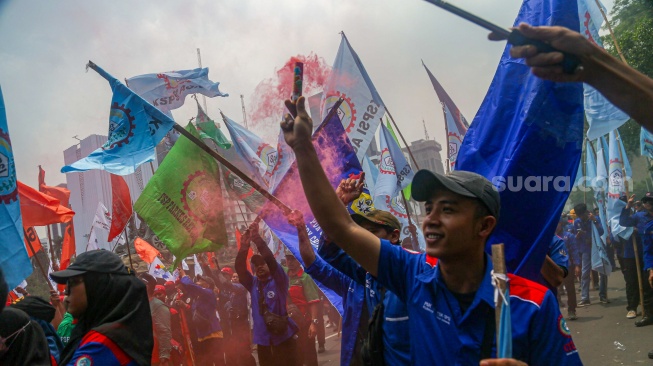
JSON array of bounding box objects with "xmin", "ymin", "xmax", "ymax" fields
[
  {"xmin": 619, "ymin": 192, "xmax": 653, "ymax": 326},
  {"xmin": 573, "ymin": 203, "xmax": 606, "ymax": 306},
  {"xmin": 235, "ymin": 220, "xmax": 299, "ymax": 366},
  {"xmin": 287, "ymin": 209, "xmax": 368, "ymax": 366},
  {"xmin": 557, "ymin": 216, "xmax": 579, "ymax": 320},
  {"xmin": 280, "ymin": 96, "xmax": 582, "ymax": 365}
]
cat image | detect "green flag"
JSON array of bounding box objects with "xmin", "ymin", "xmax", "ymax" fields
[
  {"xmin": 386, "ymin": 119, "xmax": 412, "ymax": 199},
  {"xmin": 195, "ymin": 99, "xmax": 232, "ymax": 149},
  {"xmin": 223, "ymin": 168, "xmax": 267, "ymax": 213},
  {"xmin": 135, "ymin": 123, "xmax": 227, "ymax": 264}
]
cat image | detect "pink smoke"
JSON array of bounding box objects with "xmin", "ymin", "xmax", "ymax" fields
[{"xmin": 247, "ymin": 53, "xmax": 331, "ymax": 141}]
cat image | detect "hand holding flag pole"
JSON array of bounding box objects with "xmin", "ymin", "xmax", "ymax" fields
[{"xmin": 422, "ymin": 0, "xmax": 581, "ymax": 74}]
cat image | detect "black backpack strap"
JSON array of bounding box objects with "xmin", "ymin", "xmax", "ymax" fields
[{"xmin": 481, "ymin": 307, "xmax": 496, "ymax": 360}]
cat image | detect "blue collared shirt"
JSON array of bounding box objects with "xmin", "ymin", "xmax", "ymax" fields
[
  {"xmin": 243, "ymin": 262, "xmax": 298, "ymax": 346},
  {"xmin": 573, "ymin": 218, "xmax": 604, "ymax": 254},
  {"xmin": 306, "ymin": 255, "xmax": 366, "ymax": 366},
  {"xmin": 376, "ymin": 239, "xmax": 582, "ymax": 365},
  {"xmin": 319, "ymin": 238, "xmax": 411, "ymax": 365}
]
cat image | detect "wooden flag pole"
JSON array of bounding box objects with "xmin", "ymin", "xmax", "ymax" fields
[
  {"xmin": 384, "ymin": 110, "xmax": 421, "ymax": 171},
  {"xmin": 124, "ymin": 227, "xmax": 135, "ymax": 271},
  {"xmin": 46, "ymin": 224, "xmax": 57, "ymax": 268},
  {"xmin": 400, "ymin": 191, "xmax": 420, "ymax": 251},
  {"xmin": 174, "ymin": 122, "xmax": 291, "ymax": 214},
  {"xmin": 24, "ymin": 237, "xmax": 55, "ymax": 292},
  {"xmin": 615, "ymin": 130, "xmax": 646, "ymax": 316},
  {"xmin": 491, "ymin": 243, "xmax": 508, "ymax": 354},
  {"xmin": 594, "ymin": 0, "xmax": 628, "ymax": 65}
]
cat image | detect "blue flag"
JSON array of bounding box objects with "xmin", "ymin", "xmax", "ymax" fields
[
  {"xmin": 607, "ymin": 130, "xmax": 634, "ymax": 239},
  {"xmin": 258, "ymin": 107, "xmax": 363, "ymax": 314},
  {"xmin": 321, "ymin": 33, "xmax": 386, "ymax": 161},
  {"xmin": 0, "ymin": 85, "xmax": 33, "ymax": 289},
  {"xmin": 455, "ymin": 0, "xmax": 584, "ymax": 280},
  {"xmin": 577, "ymin": 0, "xmax": 630, "ymax": 140},
  {"xmin": 222, "ymin": 114, "xmax": 294, "ymax": 191},
  {"xmin": 61, "ymin": 62, "xmax": 176, "ymax": 176},
  {"xmin": 641, "ymin": 127, "xmax": 653, "ymax": 159}
]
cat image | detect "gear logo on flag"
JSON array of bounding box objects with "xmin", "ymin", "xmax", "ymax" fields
[
  {"xmin": 385, "ymin": 195, "xmax": 408, "ymax": 220},
  {"xmin": 181, "ymin": 170, "xmax": 221, "ymax": 224},
  {"xmin": 0, "ymin": 128, "xmax": 18, "ymax": 204},
  {"xmin": 256, "ymin": 143, "xmax": 282, "ymax": 178},
  {"xmin": 103, "ymin": 103, "xmax": 136, "ymax": 150},
  {"xmin": 379, "ymin": 148, "xmax": 395, "ymax": 175},
  {"xmin": 322, "ymin": 92, "xmax": 355, "ymax": 133}
]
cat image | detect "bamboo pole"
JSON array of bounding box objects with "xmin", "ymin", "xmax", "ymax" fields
[
  {"xmin": 491, "ymin": 244, "xmax": 509, "ymax": 355},
  {"xmin": 615, "ymin": 130, "xmax": 645, "ymax": 316},
  {"xmin": 24, "ymin": 232, "xmax": 55, "ymax": 292},
  {"xmin": 594, "ymin": 0, "xmax": 628, "ymax": 64},
  {"xmin": 440, "ymin": 103, "xmax": 452, "ymax": 174},
  {"xmin": 46, "ymin": 224, "xmax": 57, "ymax": 268}
]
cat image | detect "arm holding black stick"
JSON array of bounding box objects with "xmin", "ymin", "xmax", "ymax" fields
[{"xmin": 506, "ymin": 23, "xmax": 653, "ymax": 129}]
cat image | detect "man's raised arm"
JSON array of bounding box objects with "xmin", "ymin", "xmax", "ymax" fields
[{"xmin": 281, "ymin": 96, "xmax": 381, "ymax": 276}]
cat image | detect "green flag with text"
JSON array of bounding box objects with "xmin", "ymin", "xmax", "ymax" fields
[{"xmin": 135, "ymin": 123, "xmax": 227, "ymax": 263}]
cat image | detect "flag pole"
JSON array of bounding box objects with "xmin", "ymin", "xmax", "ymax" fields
[
  {"xmin": 173, "ymin": 122, "xmax": 292, "ymax": 214},
  {"xmin": 24, "ymin": 236, "xmax": 55, "ymax": 292},
  {"xmin": 615, "ymin": 130, "xmax": 646, "ymax": 316},
  {"xmin": 84, "ymin": 227, "xmax": 95, "ymax": 252},
  {"xmin": 384, "ymin": 109, "xmax": 421, "ymax": 170},
  {"xmin": 46, "ymin": 225, "xmax": 57, "ymax": 269},
  {"xmin": 400, "ymin": 191, "xmax": 420, "ymax": 251},
  {"xmin": 594, "ymin": 0, "xmax": 628, "ymax": 64},
  {"xmin": 124, "ymin": 227, "xmax": 135, "ymax": 271},
  {"xmin": 491, "ymin": 243, "xmax": 511, "ymax": 357},
  {"xmin": 614, "ymin": 131, "xmax": 646, "ymax": 314},
  {"xmin": 440, "ymin": 102, "xmax": 452, "ymax": 174}
]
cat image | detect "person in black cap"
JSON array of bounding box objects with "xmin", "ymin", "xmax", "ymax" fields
[
  {"xmin": 619, "ymin": 192, "xmax": 653, "ymax": 327},
  {"xmin": 280, "ymin": 96, "xmax": 582, "ymax": 365},
  {"xmin": 49, "ymin": 249, "xmax": 153, "ymax": 365}
]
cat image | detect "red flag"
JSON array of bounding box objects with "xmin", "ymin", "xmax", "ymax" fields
[
  {"xmin": 108, "ymin": 174, "xmax": 132, "ymax": 242},
  {"xmin": 60, "ymin": 222, "xmax": 76, "ymax": 270},
  {"xmin": 23, "ymin": 227, "xmax": 42, "ymax": 257},
  {"xmin": 206, "ymin": 252, "xmax": 217, "ymax": 269},
  {"xmin": 18, "ymin": 181, "xmax": 75, "ymax": 227},
  {"xmin": 38, "ymin": 166, "xmax": 71, "ymax": 208},
  {"xmin": 134, "ymin": 237, "xmax": 160, "ymax": 264}
]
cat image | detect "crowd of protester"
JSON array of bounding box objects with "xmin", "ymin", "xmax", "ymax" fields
[{"xmin": 2, "ymin": 24, "xmax": 653, "ymax": 365}]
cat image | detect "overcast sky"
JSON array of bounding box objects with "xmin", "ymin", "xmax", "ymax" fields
[{"xmin": 0, "ymin": 0, "xmax": 615, "ymax": 189}]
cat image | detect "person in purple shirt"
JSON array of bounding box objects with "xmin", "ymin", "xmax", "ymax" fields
[{"xmin": 236, "ymin": 220, "xmax": 299, "ymax": 366}]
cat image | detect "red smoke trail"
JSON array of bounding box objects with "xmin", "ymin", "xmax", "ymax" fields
[{"xmin": 248, "ymin": 53, "xmax": 331, "ymax": 142}]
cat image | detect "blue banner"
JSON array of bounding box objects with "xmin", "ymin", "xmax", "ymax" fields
[
  {"xmin": 0, "ymin": 85, "xmax": 33, "ymax": 288},
  {"xmin": 61, "ymin": 62, "xmax": 176, "ymax": 176},
  {"xmin": 455, "ymin": 0, "xmax": 584, "ymax": 280}
]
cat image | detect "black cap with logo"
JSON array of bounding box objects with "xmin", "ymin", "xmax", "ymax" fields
[{"xmin": 411, "ymin": 169, "xmax": 500, "ymax": 219}]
